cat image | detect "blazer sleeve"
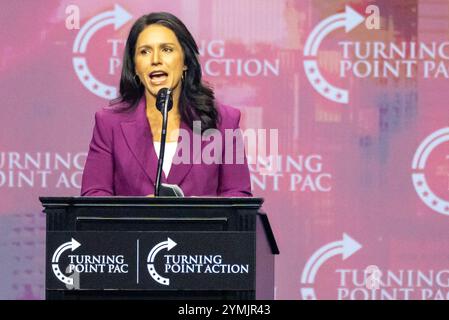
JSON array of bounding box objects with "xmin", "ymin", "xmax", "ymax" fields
[
  {"xmin": 80, "ymin": 111, "xmax": 114, "ymax": 196},
  {"xmin": 217, "ymin": 107, "xmax": 253, "ymax": 197}
]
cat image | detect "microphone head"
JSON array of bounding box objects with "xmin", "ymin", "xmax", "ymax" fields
[{"xmin": 155, "ymin": 88, "xmax": 173, "ymax": 113}]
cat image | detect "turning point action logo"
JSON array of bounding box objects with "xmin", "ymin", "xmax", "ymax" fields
[
  {"xmin": 304, "ymin": 6, "xmax": 365, "ymax": 104},
  {"xmin": 147, "ymin": 237, "xmax": 250, "ymax": 287},
  {"xmin": 147, "ymin": 237, "xmax": 177, "ymax": 286},
  {"xmin": 72, "ymin": 4, "xmax": 132, "ymax": 99},
  {"xmin": 412, "ymin": 127, "xmax": 449, "ymax": 216}
]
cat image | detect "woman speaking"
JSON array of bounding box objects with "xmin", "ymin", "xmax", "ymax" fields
[{"xmin": 81, "ymin": 12, "xmax": 252, "ymax": 197}]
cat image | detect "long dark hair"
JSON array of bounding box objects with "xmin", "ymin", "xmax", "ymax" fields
[{"xmin": 112, "ymin": 12, "xmax": 219, "ymax": 131}]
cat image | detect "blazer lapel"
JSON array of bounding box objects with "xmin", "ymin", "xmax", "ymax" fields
[
  {"xmin": 120, "ymin": 98, "xmax": 160, "ymax": 185},
  {"xmin": 120, "ymin": 96, "xmax": 199, "ymax": 188},
  {"xmin": 166, "ymin": 120, "xmax": 195, "ymax": 186}
]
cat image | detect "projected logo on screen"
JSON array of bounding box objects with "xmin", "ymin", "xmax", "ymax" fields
[
  {"xmin": 72, "ymin": 4, "xmax": 132, "ymax": 99},
  {"xmin": 300, "ymin": 233, "xmax": 362, "ymax": 299},
  {"xmin": 303, "ymin": 6, "xmax": 365, "ymax": 104},
  {"xmin": 412, "ymin": 127, "xmax": 449, "ymax": 216}
]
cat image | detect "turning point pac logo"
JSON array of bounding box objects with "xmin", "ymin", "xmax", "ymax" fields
[
  {"xmin": 412, "ymin": 127, "xmax": 449, "ymax": 216},
  {"xmin": 72, "ymin": 4, "xmax": 132, "ymax": 99},
  {"xmin": 300, "ymin": 233, "xmax": 362, "ymax": 299},
  {"xmin": 51, "ymin": 238, "xmax": 81, "ymax": 286},
  {"xmin": 303, "ymin": 6, "xmax": 365, "ymax": 104}
]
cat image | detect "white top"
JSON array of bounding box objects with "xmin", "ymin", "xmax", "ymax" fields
[{"xmin": 153, "ymin": 141, "xmax": 178, "ymax": 177}]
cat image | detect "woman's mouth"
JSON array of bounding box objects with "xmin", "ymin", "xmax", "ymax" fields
[{"xmin": 149, "ymin": 71, "xmax": 168, "ymax": 85}]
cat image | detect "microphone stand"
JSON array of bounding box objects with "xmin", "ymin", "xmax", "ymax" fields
[{"xmin": 154, "ymin": 88, "xmax": 171, "ymax": 196}]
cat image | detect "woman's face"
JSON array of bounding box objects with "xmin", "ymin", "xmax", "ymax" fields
[{"xmin": 134, "ymin": 24, "xmax": 186, "ymax": 101}]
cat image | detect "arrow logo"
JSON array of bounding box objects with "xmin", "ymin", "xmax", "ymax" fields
[
  {"xmin": 73, "ymin": 4, "xmax": 132, "ymax": 53},
  {"xmin": 300, "ymin": 233, "xmax": 362, "ymax": 300},
  {"xmin": 303, "ymin": 6, "xmax": 365, "ymax": 104},
  {"xmin": 51, "ymin": 238, "xmax": 81, "ymax": 286},
  {"xmin": 72, "ymin": 4, "xmax": 133, "ymax": 99},
  {"xmin": 412, "ymin": 127, "xmax": 449, "ymax": 216},
  {"xmin": 147, "ymin": 238, "xmax": 177, "ymax": 286}
]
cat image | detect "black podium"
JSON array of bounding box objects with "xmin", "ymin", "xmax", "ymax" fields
[{"xmin": 40, "ymin": 197, "xmax": 279, "ymax": 300}]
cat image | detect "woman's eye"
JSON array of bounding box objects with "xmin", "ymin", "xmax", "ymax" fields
[
  {"xmin": 163, "ymin": 47, "xmax": 173, "ymax": 52},
  {"xmin": 140, "ymin": 49, "xmax": 150, "ymax": 54}
]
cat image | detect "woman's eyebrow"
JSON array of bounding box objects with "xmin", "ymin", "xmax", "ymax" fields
[{"xmin": 137, "ymin": 43, "xmax": 176, "ymax": 49}]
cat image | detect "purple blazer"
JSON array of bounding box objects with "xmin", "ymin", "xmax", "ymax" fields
[{"xmin": 81, "ymin": 97, "xmax": 252, "ymax": 197}]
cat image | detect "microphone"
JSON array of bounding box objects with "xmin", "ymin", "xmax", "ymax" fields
[
  {"xmin": 155, "ymin": 87, "xmax": 173, "ymax": 113},
  {"xmin": 154, "ymin": 87, "xmax": 172, "ymax": 196}
]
